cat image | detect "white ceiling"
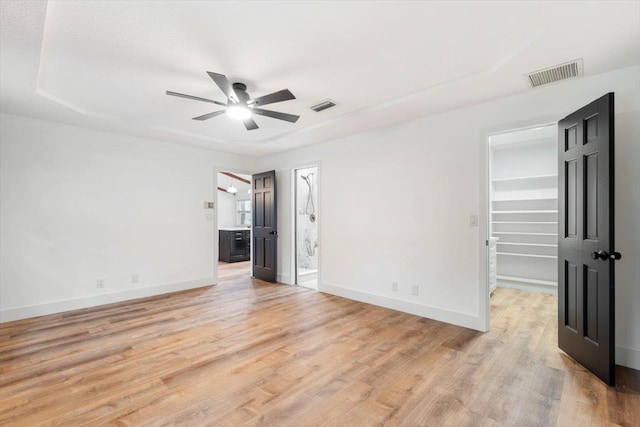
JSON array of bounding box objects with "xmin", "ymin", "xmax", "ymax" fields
[{"xmin": 1, "ymin": 1, "xmax": 639, "ymax": 156}]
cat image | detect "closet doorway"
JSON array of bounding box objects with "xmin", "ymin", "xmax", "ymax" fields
[
  {"xmin": 488, "ymin": 124, "xmax": 558, "ymax": 295},
  {"xmin": 294, "ymin": 166, "xmax": 319, "ymax": 289}
]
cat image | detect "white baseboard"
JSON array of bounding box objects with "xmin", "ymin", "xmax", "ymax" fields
[
  {"xmin": 497, "ymin": 279, "xmax": 557, "ymax": 294},
  {"xmin": 276, "ymin": 274, "xmax": 294, "ymax": 285},
  {"xmin": 320, "ymin": 282, "xmax": 482, "ymax": 331},
  {"xmin": 0, "ymin": 277, "xmax": 215, "ymax": 323},
  {"xmin": 616, "ymin": 346, "xmax": 640, "ymax": 371}
]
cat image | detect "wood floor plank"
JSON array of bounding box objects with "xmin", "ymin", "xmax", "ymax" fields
[{"xmin": 0, "ymin": 262, "xmax": 638, "ymax": 426}]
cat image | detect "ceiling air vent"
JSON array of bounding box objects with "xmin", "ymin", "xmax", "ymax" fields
[
  {"xmin": 525, "ymin": 59, "xmax": 583, "ymax": 88},
  {"xmin": 309, "ymin": 99, "xmax": 337, "ymax": 112}
]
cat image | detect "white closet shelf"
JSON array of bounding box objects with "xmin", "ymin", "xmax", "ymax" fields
[
  {"xmin": 492, "ymin": 210, "xmax": 558, "ymax": 214},
  {"xmin": 497, "ymin": 242, "xmax": 557, "ymax": 247},
  {"xmin": 497, "ymin": 252, "xmax": 557, "ymax": 259},
  {"xmin": 492, "ymin": 221, "xmax": 558, "ymax": 224},
  {"xmin": 491, "ymin": 174, "xmax": 558, "ymax": 183},
  {"xmin": 493, "ymin": 196, "xmax": 558, "ymax": 202},
  {"xmin": 497, "ymin": 275, "xmax": 557, "ymax": 287},
  {"xmin": 492, "ymin": 196, "xmax": 558, "ymax": 202},
  {"xmin": 492, "ymin": 232, "xmax": 557, "ymax": 236}
]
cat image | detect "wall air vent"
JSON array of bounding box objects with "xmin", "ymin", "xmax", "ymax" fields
[
  {"xmin": 525, "ymin": 59, "xmax": 583, "ymax": 88},
  {"xmin": 309, "ymin": 99, "xmax": 337, "ymax": 112}
]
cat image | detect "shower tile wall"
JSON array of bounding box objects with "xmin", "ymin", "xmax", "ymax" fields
[{"xmin": 296, "ymin": 167, "xmax": 318, "ymax": 271}]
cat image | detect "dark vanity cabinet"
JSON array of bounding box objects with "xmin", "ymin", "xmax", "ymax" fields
[{"xmin": 219, "ymin": 229, "xmax": 251, "ymax": 262}]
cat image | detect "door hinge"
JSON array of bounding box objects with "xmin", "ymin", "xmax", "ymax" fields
[{"xmin": 485, "ymin": 240, "xmax": 489, "ymax": 246}]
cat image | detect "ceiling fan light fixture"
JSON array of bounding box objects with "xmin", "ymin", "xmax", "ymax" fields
[
  {"xmin": 227, "ymin": 185, "xmax": 238, "ymax": 194},
  {"xmin": 226, "ymin": 105, "xmax": 251, "ymax": 120},
  {"xmin": 167, "ymin": 71, "xmax": 299, "ymax": 130}
]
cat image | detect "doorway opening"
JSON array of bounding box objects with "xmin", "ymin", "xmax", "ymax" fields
[
  {"xmin": 484, "ymin": 95, "xmax": 619, "ymax": 385},
  {"xmin": 217, "ymin": 171, "xmax": 252, "ymax": 282},
  {"xmin": 294, "ymin": 166, "xmax": 319, "ymax": 289},
  {"xmin": 487, "ymin": 124, "xmax": 558, "ymax": 316}
]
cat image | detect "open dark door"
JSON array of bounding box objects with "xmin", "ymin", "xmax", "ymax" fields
[
  {"xmin": 558, "ymin": 93, "xmax": 621, "ymax": 386},
  {"xmin": 252, "ymin": 171, "xmax": 277, "ymax": 282}
]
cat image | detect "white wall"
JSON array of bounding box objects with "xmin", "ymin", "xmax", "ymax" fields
[
  {"xmin": 0, "ymin": 114, "xmax": 256, "ymax": 321},
  {"xmin": 217, "ymin": 189, "xmax": 237, "ymax": 229},
  {"xmin": 491, "ymin": 138, "xmax": 557, "ymax": 181},
  {"xmin": 257, "ymin": 65, "xmax": 640, "ymax": 369}
]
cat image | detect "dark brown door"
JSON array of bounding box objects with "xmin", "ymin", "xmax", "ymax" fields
[
  {"xmin": 558, "ymin": 92, "xmax": 620, "ymax": 386},
  {"xmin": 252, "ymin": 170, "xmax": 277, "ymax": 282}
]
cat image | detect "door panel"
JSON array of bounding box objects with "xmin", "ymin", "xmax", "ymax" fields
[
  {"xmin": 558, "ymin": 92, "xmax": 617, "ymax": 385},
  {"xmin": 565, "ymin": 159, "xmax": 578, "ymax": 237},
  {"xmin": 252, "ymin": 171, "xmax": 277, "ymax": 282},
  {"xmin": 564, "ymin": 261, "xmax": 578, "ymax": 331},
  {"xmin": 584, "ymin": 266, "xmax": 598, "ymax": 343},
  {"xmin": 585, "ymin": 153, "xmax": 598, "ymax": 239}
]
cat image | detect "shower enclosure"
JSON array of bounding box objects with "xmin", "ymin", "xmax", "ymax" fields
[{"xmin": 295, "ymin": 166, "xmax": 318, "ymax": 289}]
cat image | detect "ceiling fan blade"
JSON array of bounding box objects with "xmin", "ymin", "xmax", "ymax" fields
[
  {"xmin": 206, "ymin": 72, "xmax": 238, "ymax": 103},
  {"xmin": 192, "ymin": 110, "xmax": 226, "ymax": 121},
  {"xmin": 243, "ymin": 117, "xmax": 259, "ymax": 131},
  {"xmin": 250, "ymin": 89, "xmax": 295, "ymax": 106},
  {"xmin": 252, "ymin": 108, "xmax": 299, "ymax": 123},
  {"xmin": 166, "ymin": 91, "xmax": 226, "ymax": 106}
]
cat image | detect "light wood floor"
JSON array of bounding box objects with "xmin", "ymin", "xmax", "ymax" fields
[
  {"xmin": 1, "ymin": 264, "xmax": 638, "ymax": 426},
  {"xmin": 217, "ymin": 260, "xmax": 251, "ymax": 281}
]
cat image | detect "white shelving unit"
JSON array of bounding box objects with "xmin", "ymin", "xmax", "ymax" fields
[
  {"xmin": 491, "ymin": 176, "xmax": 558, "ymax": 288},
  {"xmin": 489, "ymin": 127, "xmax": 558, "ymax": 293}
]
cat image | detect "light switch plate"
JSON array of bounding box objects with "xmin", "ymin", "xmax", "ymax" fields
[{"xmin": 469, "ymin": 215, "xmax": 478, "ymax": 227}]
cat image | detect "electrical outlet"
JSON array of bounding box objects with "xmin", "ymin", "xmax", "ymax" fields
[
  {"xmin": 412, "ymin": 285, "xmax": 419, "ymax": 296},
  {"xmin": 97, "ymin": 279, "xmax": 104, "ymax": 289},
  {"xmin": 131, "ymin": 274, "xmax": 139, "ymax": 284},
  {"xmin": 392, "ymin": 281, "xmax": 398, "ymax": 292}
]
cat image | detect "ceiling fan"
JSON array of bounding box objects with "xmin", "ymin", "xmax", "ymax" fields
[{"xmin": 166, "ymin": 72, "xmax": 299, "ymax": 131}]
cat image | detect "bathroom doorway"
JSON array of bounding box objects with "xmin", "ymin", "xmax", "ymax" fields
[
  {"xmin": 217, "ymin": 171, "xmax": 252, "ymax": 282},
  {"xmin": 294, "ymin": 166, "xmax": 319, "ymax": 289}
]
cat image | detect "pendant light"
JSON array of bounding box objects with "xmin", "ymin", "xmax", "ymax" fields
[{"xmin": 226, "ymin": 176, "xmax": 237, "ymax": 194}]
